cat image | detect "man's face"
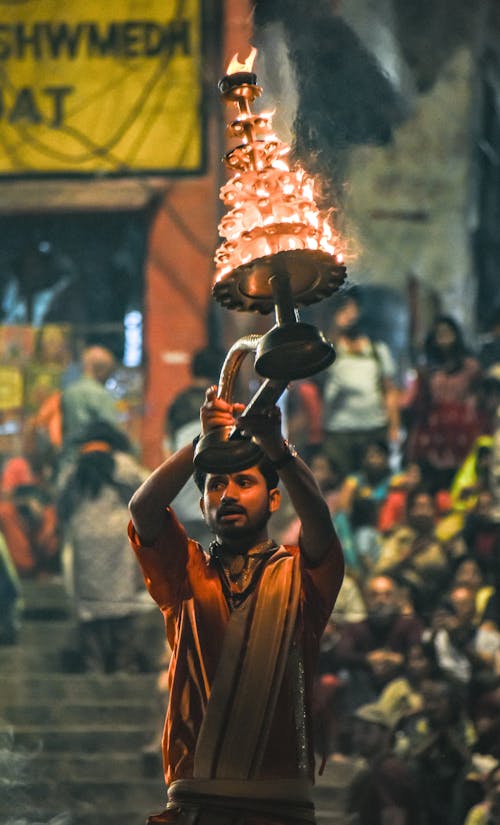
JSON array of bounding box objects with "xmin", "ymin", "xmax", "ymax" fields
[
  {"xmin": 408, "ymin": 493, "xmax": 435, "ymax": 534},
  {"xmin": 435, "ymin": 321, "xmax": 457, "ymax": 350},
  {"xmin": 366, "ymin": 577, "xmax": 398, "ymax": 626},
  {"xmin": 367, "ymin": 577, "xmax": 397, "ymax": 611},
  {"xmin": 363, "ymin": 444, "xmax": 389, "ymax": 482},
  {"xmin": 454, "ymin": 560, "xmax": 482, "ymax": 591},
  {"xmin": 201, "ymin": 467, "xmax": 280, "ymax": 546},
  {"xmin": 449, "ymin": 586, "xmax": 476, "ymax": 626}
]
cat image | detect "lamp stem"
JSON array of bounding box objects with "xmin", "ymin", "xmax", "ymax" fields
[{"xmin": 269, "ymin": 273, "xmax": 299, "ymax": 327}]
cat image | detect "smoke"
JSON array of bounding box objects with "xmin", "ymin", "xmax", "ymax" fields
[
  {"xmin": 0, "ymin": 729, "xmax": 73, "ymax": 825},
  {"xmin": 253, "ymin": 0, "xmax": 410, "ymax": 208}
]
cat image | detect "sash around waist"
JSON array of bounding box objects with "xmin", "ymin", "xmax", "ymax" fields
[{"xmin": 168, "ymin": 778, "xmax": 315, "ymax": 822}]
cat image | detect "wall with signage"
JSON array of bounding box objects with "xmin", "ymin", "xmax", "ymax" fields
[{"xmin": 0, "ymin": 0, "xmax": 203, "ymax": 176}]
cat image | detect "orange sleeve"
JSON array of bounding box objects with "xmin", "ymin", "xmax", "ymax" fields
[
  {"xmin": 299, "ymin": 535, "xmax": 344, "ymax": 631},
  {"xmin": 128, "ymin": 507, "xmax": 191, "ymax": 614}
]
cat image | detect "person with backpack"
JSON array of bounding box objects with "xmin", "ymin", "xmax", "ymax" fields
[{"xmin": 322, "ymin": 290, "xmax": 401, "ymax": 477}]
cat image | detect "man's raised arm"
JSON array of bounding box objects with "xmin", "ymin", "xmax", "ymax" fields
[{"xmin": 128, "ymin": 442, "xmax": 196, "ymax": 545}]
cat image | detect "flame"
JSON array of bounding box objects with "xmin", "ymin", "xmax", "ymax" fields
[{"xmin": 226, "ymin": 46, "xmax": 257, "ymax": 76}]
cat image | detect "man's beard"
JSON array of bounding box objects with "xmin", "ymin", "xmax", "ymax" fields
[
  {"xmin": 209, "ymin": 508, "xmax": 271, "ymax": 548},
  {"xmin": 368, "ymin": 604, "xmax": 397, "ymax": 630}
]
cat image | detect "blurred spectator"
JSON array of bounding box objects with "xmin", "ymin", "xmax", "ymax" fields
[
  {"xmin": 322, "ymin": 290, "xmax": 400, "ymax": 476},
  {"xmin": 285, "ymin": 379, "xmax": 323, "ymax": 462},
  {"xmin": 407, "ymin": 315, "xmax": 483, "ymax": 492},
  {"xmin": 332, "ymin": 572, "xmax": 368, "ymax": 626},
  {"xmin": 376, "ymin": 488, "xmax": 460, "ymax": 619},
  {"xmin": 0, "ymin": 529, "xmax": 22, "ymax": 644},
  {"xmin": 57, "ymin": 421, "xmax": 152, "ymax": 673},
  {"xmin": 163, "ymin": 345, "xmax": 224, "ymax": 545},
  {"xmin": 338, "ymin": 440, "xmax": 393, "ymax": 519},
  {"xmin": 470, "ymin": 681, "xmax": 500, "ymax": 763},
  {"xmin": 345, "ymin": 702, "xmax": 422, "ymax": 825},
  {"xmin": 337, "ymin": 440, "xmax": 393, "ymax": 574},
  {"xmin": 450, "ymin": 437, "xmax": 493, "ymax": 513},
  {"xmin": 461, "ymin": 489, "xmax": 500, "ymax": 584},
  {"xmin": 430, "ymin": 586, "xmax": 499, "ymax": 690},
  {"xmin": 336, "ymin": 574, "xmax": 423, "ymax": 710},
  {"xmin": 0, "ymin": 483, "xmax": 60, "ymax": 577},
  {"xmin": 401, "ymin": 679, "xmax": 473, "ymax": 825},
  {"xmin": 451, "ymin": 558, "xmax": 495, "ymax": 625},
  {"xmin": 464, "ymin": 761, "xmax": 500, "ymax": 825},
  {"xmin": 379, "ymin": 461, "xmax": 453, "ymax": 533},
  {"xmin": 377, "ymin": 641, "xmax": 438, "ymax": 729},
  {"xmin": 378, "ymin": 461, "xmax": 424, "ymax": 534},
  {"xmin": 313, "ymin": 574, "xmax": 367, "ymax": 759},
  {"xmin": 61, "ymin": 346, "xmax": 118, "ymax": 451}
]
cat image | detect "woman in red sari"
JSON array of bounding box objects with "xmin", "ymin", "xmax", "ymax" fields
[{"xmin": 408, "ymin": 315, "xmax": 484, "ymax": 492}]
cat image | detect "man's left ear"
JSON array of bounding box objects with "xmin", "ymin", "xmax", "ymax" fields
[{"xmin": 269, "ymin": 488, "xmax": 281, "ymax": 513}]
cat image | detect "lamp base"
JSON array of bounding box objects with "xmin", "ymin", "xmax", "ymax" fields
[
  {"xmin": 193, "ymin": 428, "xmax": 263, "ymax": 474},
  {"xmin": 255, "ymin": 322, "xmax": 336, "ymax": 380}
]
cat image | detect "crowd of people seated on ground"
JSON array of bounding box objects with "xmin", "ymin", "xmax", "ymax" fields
[
  {"xmin": 274, "ymin": 302, "xmax": 500, "ymax": 824},
  {"xmin": 0, "ymin": 303, "xmax": 499, "ymax": 823}
]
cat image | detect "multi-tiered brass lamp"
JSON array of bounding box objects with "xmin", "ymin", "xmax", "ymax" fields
[{"xmin": 194, "ymin": 48, "xmax": 347, "ymax": 472}]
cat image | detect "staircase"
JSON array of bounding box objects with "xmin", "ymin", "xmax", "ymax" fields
[
  {"xmin": 0, "ymin": 579, "xmax": 166, "ymax": 825},
  {"xmin": 0, "ymin": 579, "xmax": 350, "ymax": 825}
]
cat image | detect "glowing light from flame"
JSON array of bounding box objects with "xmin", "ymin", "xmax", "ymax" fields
[{"xmin": 226, "ymin": 46, "xmax": 257, "ymax": 76}]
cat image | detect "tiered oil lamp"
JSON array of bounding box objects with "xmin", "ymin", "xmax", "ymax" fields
[{"xmin": 194, "ymin": 48, "xmax": 347, "ymax": 472}]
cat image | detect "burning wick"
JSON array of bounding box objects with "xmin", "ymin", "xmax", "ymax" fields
[{"xmin": 218, "ymin": 46, "xmax": 259, "ymax": 95}]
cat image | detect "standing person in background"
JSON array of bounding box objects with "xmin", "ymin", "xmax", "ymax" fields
[
  {"xmin": 322, "ymin": 290, "xmax": 401, "ymax": 477},
  {"xmin": 58, "ymin": 421, "xmax": 152, "ymax": 673},
  {"xmin": 407, "ymin": 315, "xmax": 483, "ymax": 493},
  {"xmin": 61, "ymin": 346, "xmax": 118, "ymax": 452}
]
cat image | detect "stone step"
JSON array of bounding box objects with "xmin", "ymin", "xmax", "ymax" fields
[
  {"xmin": 0, "ymin": 643, "xmax": 70, "ymax": 673},
  {"xmin": 23, "ymin": 750, "xmax": 163, "ymax": 782},
  {"xmin": 0, "ymin": 778, "xmax": 166, "ymax": 818},
  {"xmin": 7, "ymin": 724, "xmax": 157, "ymax": 753},
  {"xmin": 1, "ymin": 701, "xmax": 163, "ymax": 727},
  {"xmin": 1, "ymin": 673, "xmax": 158, "ymax": 703},
  {"xmin": 21, "ymin": 578, "xmax": 72, "ymax": 620},
  {"xmin": 18, "ymin": 618, "xmax": 77, "ymax": 647}
]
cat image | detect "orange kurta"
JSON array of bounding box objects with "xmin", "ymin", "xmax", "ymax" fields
[{"xmin": 129, "ymin": 510, "xmax": 343, "ymax": 785}]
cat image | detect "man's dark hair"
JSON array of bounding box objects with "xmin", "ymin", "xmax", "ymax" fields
[{"xmin": 193, "ymin": 455, "xmax": 279, "ymax": 494}]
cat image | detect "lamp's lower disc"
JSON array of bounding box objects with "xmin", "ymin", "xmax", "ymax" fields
[{"xmin": 213, "ymin": 249, "xmax": 347, "ymax": 314}]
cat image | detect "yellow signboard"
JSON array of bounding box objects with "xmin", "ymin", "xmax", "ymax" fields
[{"xmin": 0, "ymin": 0, "xmax": 202, "ymax": 175}]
